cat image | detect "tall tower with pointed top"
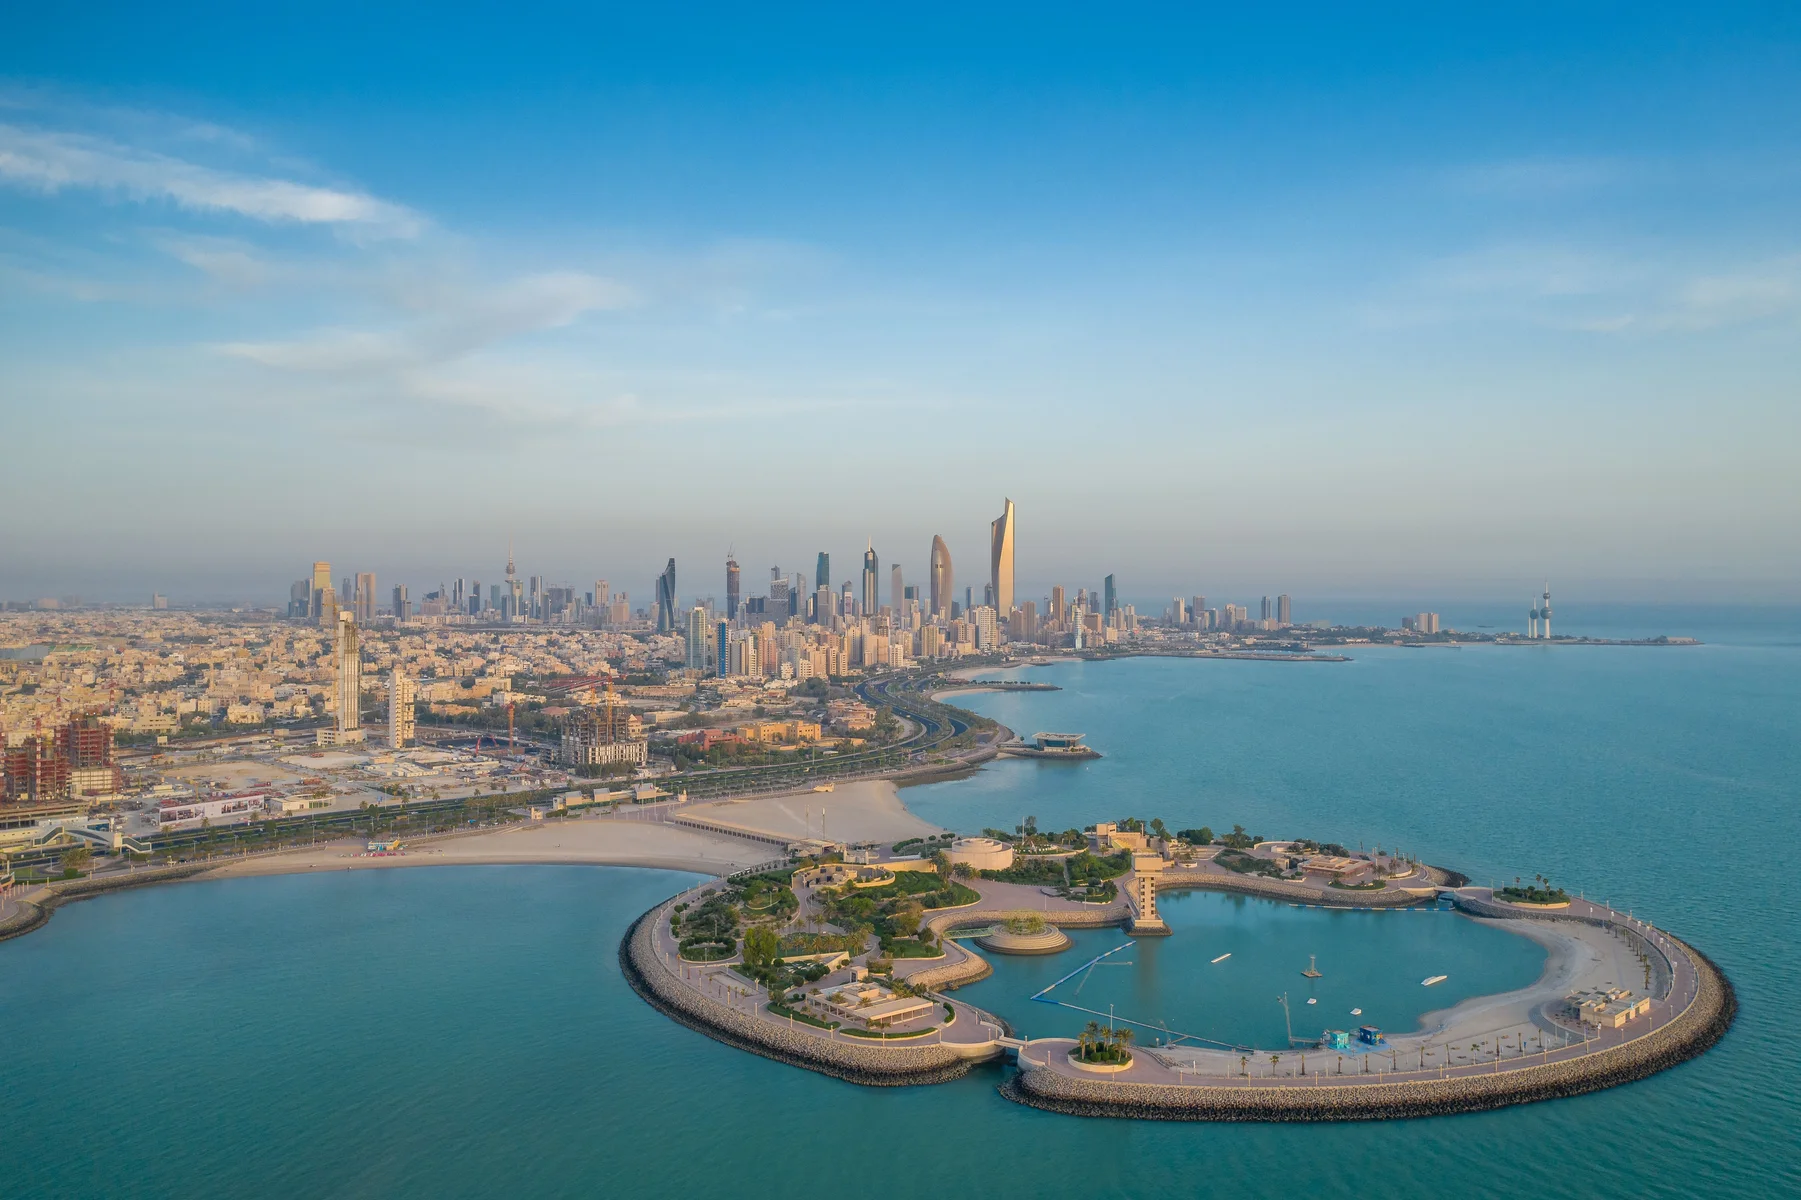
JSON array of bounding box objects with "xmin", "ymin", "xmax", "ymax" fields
[
  {"xmin": 929, "ymin": 535, "xmax": 953, "ymax": 619},
  {"xmin": 862, "ymin": 541, "xmax": 879, "ymax": 617},
  {"xmin": 990, "ymin": 497, "xmax": 1016, "ymax": 616}
]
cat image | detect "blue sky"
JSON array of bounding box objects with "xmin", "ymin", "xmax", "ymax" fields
[{"xmin": 3, "ymin": 4, "xmax": 1798, "ymax": 604}]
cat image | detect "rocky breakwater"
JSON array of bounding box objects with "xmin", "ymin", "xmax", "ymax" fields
[
  {"xmin": 619, "ymin": 902, "xmax": 984, "ymax": 1087},
  {"xmin": 0, "ymin": 863, "xmax": 221, "ymax": 944},
  {"xmin": 1004, "ymin": 926, "xmax": 1736, "ymax": 1122}
]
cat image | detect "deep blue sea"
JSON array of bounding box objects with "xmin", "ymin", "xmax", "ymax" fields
[{"xmin": 3, "ymin": 605, "xmax": 1797, "ymax": 1198}]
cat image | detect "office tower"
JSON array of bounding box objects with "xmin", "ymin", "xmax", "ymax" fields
[
  {"xmin": 716, "ymin": 620, "xmax": 730, "ymax": 677},
  {"xmin": 470, "ymin": 580, "xmax": 482, "ymax": 616},
  {"xmin": 392, "ymin": 585, "xmax": 410, "ymax": 622},
  {"xmin": 725, "ymin": 555, "xmax": 741, "ymax": 620},
  {"xmin": 529, "ymin": 575, "xmax": 542, "ymax": 619},
  {"xmin": 1050, "ymin": 585, "xmax": 1065, "ymax": 626},
  {"xmin": 990, "ymin": 497, "xmax": 1016, "ymax": 615},
  {"xmin": 1277, "ymin": 594, "xmax": 1292, "ymax": 626},
  {"xmin": 816, "ymin": 552, "xmax": 830, "ymax": 593},
  {"xmin": 685, "ymin": 607, "xmax": 708, "ymax": 672},
  {"xmin": 289, "ymin": 580, "xmax": 309, "ymax": 618},
  {"xmin": 450, "ymin": 578, "xmax": 463, "ymax": 612},
  {"xmin": 983, "ymin": 583, "xmax": 994, "ymax": 609},
  {"xmin": 1192, "ymin": 597, "xmax": 1206, "ymax": 625},
  {"xmin": 354, "ymin": 572, "xmax": 376, "ymax": 624},
  {"xmin": 928, "ymin": 535, "xmax": 953, "ymax": 619},
  {"xmin": 331, "ymin": 612, "xmax": 363, "ymax": 743},
  {"xmin": 891, "ymin": 563, "xmax": 904, "ymax": 613},
  {"xmin": 317, "ymin": 585, "xmax": 339, "ymax": 627},
  {"xmin": 489, "ymin": 583, "xmax": 503, "ymax": 612},
  {"xmin": 388, "ymin": 670, "xmax": 416, "ymax": 747},
  {"xmin": 1104, "ymin": 574, "xmax": 1117, "ymax": 616},
  {"xmin": 594, "ymin": 580, "xmax": 609, "ymax": 609},
  {"xmin": 964, "ymin": 585, "xmax": 973, "ymax": 615},
  {"xmin": 509, "ymin": 577, "xmax": 524, "ymax": 621},
  {"xmin": 1261, "ymin": 596, "xmax": 1273, "ymax": 622},
  {"xmin": 814, "ymin": 585, "xmax": 831, "ymax": 625},
  {"xmin": 862, "ymin": 541, "xmax": 879, "ymax": 616},
  {"xmin": 769, "ymin": 569, "xmax": 788, "ymax": 617},
  {"xmin": 1021, "ymin": 600, "xmax": 1039, "ymax": 640},
  {"xmin": 791, "ymin": 573, "xmax": 804, "ymax": 617},
  {"xmin": 310, "ymin": 561, "xmax": 332, "ymax": 618},
  {"xmin": 1172, "ymin": 598, "xmax": 1187, "ymax": 625},
  {"xmin": 840, "ymin": 580, "xmax": 855, "ymax": 618},
  {"xmin": 656, "ymin": 558, "xmax": 677, "ymax": 632}
]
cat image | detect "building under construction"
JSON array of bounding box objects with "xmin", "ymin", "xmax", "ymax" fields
[
  {"xmin": 3, "ymin": 714, "xmax": 122, "ymax": 805},
  {"xmin": 559, "ymin": 697, "xmax": 648, "ymax": 769}
]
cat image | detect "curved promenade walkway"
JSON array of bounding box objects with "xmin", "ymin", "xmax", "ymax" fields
[{"xmin": 623, "ymin": 872, "xmax": 1734, "ymax": 1121}]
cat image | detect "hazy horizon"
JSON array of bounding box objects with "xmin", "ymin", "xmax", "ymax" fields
[{"xmin": 4, "ymin": 7, "xmax": 1797, "ymax": 600}]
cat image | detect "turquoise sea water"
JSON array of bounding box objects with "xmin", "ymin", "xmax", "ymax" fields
[
  {"xmin": 4, "ymin": 605, "xmax": 1798, "ymax": 1198},
  {"xmin": 960, "ymin": 892, "xmax": 1546, "ymax": 1050}
]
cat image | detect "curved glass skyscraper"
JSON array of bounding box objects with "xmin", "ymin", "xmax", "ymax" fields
[
  {"xmin": 990, "ymin": 497, "xmax": 1015, "ymax": 615},
  {"xmin": 929, "ymin": 535, "xmax": 953, "ymax": 618}
]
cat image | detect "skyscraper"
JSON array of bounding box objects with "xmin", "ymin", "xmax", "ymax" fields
[
  {"xmin": 322, "ymin": 611, "xmax": 364, "ymax": 745},
  {"xmin": 929, "ymin": 535, "xmax": 953, "ymax": 619},
  {"xmin": 862, "ymin": 541, "xmax": 879, "ymax": 616},
  {"xmin": 1050, "ymin": 585, "xmax": 1065, "ymax": 626},
  {"xmin": 891, "ymin": 563, "xmax": 904, "ymax": 613},
  {"xmin": 816, "ymin": 551, "xmax": 830, "ymax": 594},
  {"xmin": 1104, "ymin": 574, "xmax": 1117, "ymax": 616},
  {"xmin": 1277, "ymin": 594, "xmax": 1292, "ymax": 626},
  {"xmin": 355, "ymin": 572, "xmax": 377, "ymax": 624},
  {"xmin": 388, "ymin": 669, "xmax": 416, "ymax": 747},
  {"xmin": 310, "ymin": 561, "xmax": 332, "ymax": 619},
  {"xmin": 990, "ymin": 497, "xmax": 1016, "ymax": 615},
  {"xmin": 392, "ymin": 584, "xmax": 410, "ymax": 622},
  {"xmin": 725, "ymin": 555, "xmax": 741, "ymax": 621},
  {"xmin": 1261, "ymin": 596, "xmax": 1273, "ymax": 622},
  {"xmin": 656, "ymin": 559, "xmax": 678, "ymax": 632},
  {"xmin": 685, "ymin": 607, "xmax": 708, "ymax": 671}
]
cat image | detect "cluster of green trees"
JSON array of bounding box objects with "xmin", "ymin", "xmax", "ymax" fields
[
  {"xmin": 1074, "ymin": 1021, "xmax": 1135, "ymax": 1064},
  {"xmin": 1500, "ymin": 875, "xmax": 1569, "ymax": 904}
]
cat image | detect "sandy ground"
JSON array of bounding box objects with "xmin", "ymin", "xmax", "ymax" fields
[
  {"xmin": 681, "ymin": 780, "xmax": 943, "ymax": 845},
  {"xmin": 208, "ymin": 815, "xmax": 771, "ymax": 880}
]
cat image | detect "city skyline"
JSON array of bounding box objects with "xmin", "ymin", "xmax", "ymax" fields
[{"xmin": 3, "ymin": 8, "xmax": 1798, "ymax": 601}]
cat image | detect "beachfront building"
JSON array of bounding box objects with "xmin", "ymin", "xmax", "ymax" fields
[
  {"xmin": 1298, "ymin": 854, "xmax": 1372, "ymax": 883},
  {"xmin": 1568, "ymin": 987, "xmax": 1652, "ymax": 1029}
]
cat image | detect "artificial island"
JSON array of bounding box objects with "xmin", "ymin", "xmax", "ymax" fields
[{"xmin": 619, "ymin": 814, "xmax": 1735, "ymax": 1121}]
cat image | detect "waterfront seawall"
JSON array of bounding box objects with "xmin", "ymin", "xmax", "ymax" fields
[
  {"xmin": 1002, "ymin": 933, "xmax": 1736, "ymax": 1122},
  {"xmin": 619, "ymin": 902, "xmax": 981, "ymax": 1087}
]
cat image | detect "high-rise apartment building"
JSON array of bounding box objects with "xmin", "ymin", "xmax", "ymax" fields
[
  {"xmin": 685, "ymin": 607, "xmax": 708, "ymax": 672},
  {"xmin": 1277, "ymin": 594, "xmax": 1292, "ymax": 626},
  {"xmin": 388, "ymin": 670, "xmax": 416, "ymax": 747},
  {"xmin": 929, "ymin": 535, "xmax": 953, "ymax": 619},
  {"xmin": 862, "ymin": 542, "xmax": 879, "ymax": 616},
  {"xmin": 972, "ymin": 604, "xmax": 1000, "ymax": 651},
  {"xmin": 1050, "ymin": 585, "xmax": 1065, "ymax": 627},
  {"xmin": 990, "ymin": 498, "xmax": 1016, "ymax": 616},
  {"xmin": 725, "ymin": 556, "xmax": 741, "ymax": 620},
  {"xmin": 319, "ymin": 612, "xmax": 365, "ymax": 745},
  {"xmin": 656, "ymin": 559, "xmax": 677, "ymax": 632}
]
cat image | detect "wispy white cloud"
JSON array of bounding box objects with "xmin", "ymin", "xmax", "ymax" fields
[
  {"xmin": 0, "ymin": 122, "xmax": 421, "ymax": 236},
  {"xmin": 215, "ymin": 270, "xmax": 635, "ymax": 373},
  {"xmin": 1366, "ymin": 242, "xmax": 1801, "ymax": 334}
]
